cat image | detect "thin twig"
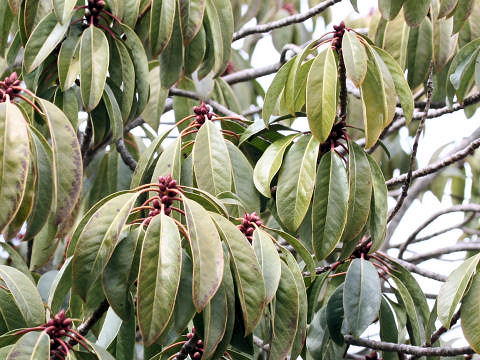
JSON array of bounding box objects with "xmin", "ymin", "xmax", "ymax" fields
[
  {"xmin": 407, "ymin": 242, "xmax": 480, "ymax": 264},
  {"xmin": 67, "ymin": 299, "xmax": 109, "ymax": 347},
  {"xmin": 80, "ymin": 118, "xmax": 93, "ymax": 159},
  {"xmin": 387, "ymin": 62, "xmax": 434, "ymax": 223},
  {"xmin": 389, "ymin": 257, "xmax": 447, "ymax": 282},
  {"xmin": 116, "ymin": 138, "xmax": 138, "ymax": 171}
]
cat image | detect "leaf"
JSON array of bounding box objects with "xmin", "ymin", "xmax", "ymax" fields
[
  {"xmin": 406, "ymin": 18, "xmax": 433, "ymax": 89},
  {"xmin": 367, "ymin": 155, "xmax": 388, "ymax": 252},
  {"xmin": 361, "ymin": 44, "xmax": 388, "ymax": 148},
  {"xmin": 448, "ymin": 39, "xmax": 480, "ymax": 102},
  {"xmin": 210, "ymin": 213, "xmax": 266, "ymax": 335},
  {"xmin": 193, "ymin": 121, "xmax": 232, "ymax": 196},
  {"xmin": 47, "ymin": 257, "xmax": 72, "ymax": 315},
  {"xmin": 72, "ymin": 192, "xmax": 139, "ymax": 300},
  {"xmin": 137, "ymin": 213, "xmax": 182, "ymax": 346},
  {"xmin": 403, "ymin": 0, "xmax": 430, "ymax": 26},
  {"xmin": 438, "ymin": 253, "xmax": 480, "ymax": 328},
  {"xmin": 326, "ymin": 284, "xmax": 345, "ymax": 344},
  {"xmin": 159, "ymin": 6, "xmax": 184, "ymax": 88},
  {"xmin": 306, "ymin": 48, "xmax": 338, "ymax": 142},
  {"xmin": 179, "ymin": 0, "xmax": 206, "ymax": 45},
  {"xmin": 53, "ymin": 0, "xmax": 75, "ymax": 24},
  {"xmin": 24, "ymin": 12, "xmax": 69, "ymax": 72},
  {"xmin": 262, "ymin": 57, "xmax": 295, "ymax": 126},
  {"xmin": 341, "ymin": 141, "xmax": 372, "ymax": 244},
  {"xmin": 202, "ymin": 280, "xmax": 228, "ymax": 358},
  {"xmin": 80, "ymin": 26, "xmax": 109, "ymax": 111},
  {"xmin": 151, "ymin": 137, "xmax": 182, "ymax": 191},
  {"xmin": 342, "ymin": 31, "xmax": 367, "ymax": 86},
  {"xmin": 253, "ymin": 134, "xmax": 299, "ymax": 198},
  {"xmin": 39, "ymin": 99, "xmax": 82, "ymax": 226},
  {"xmin": 150, "ymin": 0, "xmax": 176, "ymax": 56},
  {"xmin": 0, "ymin": 102, "xmax": 30, "ymax": 233},
  {"xmin": 183, "ymin": 198, "xmax": 224, "ymax": 312},
  {"xmin": 96, "ymin": 308, "xmax": 122, "ymax": 349},
  {"xmin": 0, "ymin": 266, "xmax": 45, "ymax": 326},
  {"xmin": 269, "ymin": 262, "xmax": 299, "ymax": 359},
  {"xmin": 103, "ymin": 83, "xmax": 123, "ymax": 142},
  {"xmin": 373, "ymin": 46, "xmax": 414, "ymax": 124},
  {"xmin": 252, "ymin": 228, "xmax": 281, "ymax": 305},
  {"xmin": 6, "ymin": 331, "xmax": 49, "ymax": 359},
  {"xmin": 343, "ymin": 258, "xmax": 381, "ymax": 337},
  {"xmin": 111, "ymin": 39, "xmax": 136, "ymax": 122},
  {"xmin": 439, "ymin": 0, "xmax": 459, "ymax": 18},
  {"xmin": 213, "ymin": 0, "xmax": 234, "ymax": 76},
  {"xmin": 312, "ymin": 151, "xmax": 349, "ymax": 260},
  {"xmin": 432, "ymin": 6, "xmax": 455, "ymax": 72},
  {"xmin": 461, "ymin": 272, "xmax": 480, "ymax": 353},
  {"xmin": 58, "ymin": 34, "xmax": 80, "ymax": 90},
  {"xmin": 378, "ymin": 0, "xmax": 404, "ymax": 20},
  {"xmin": 173, "ymin": 252, "xmax": 196, "ymax": 333},
  {"xmin": 379, "ymin": 297, "xmax": 398, "ymax": 360}
]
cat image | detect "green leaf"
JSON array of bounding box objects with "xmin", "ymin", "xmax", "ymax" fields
[
  {"xmin": 193, "ymin": 121, "xmax": 232, "ymax": 196},
  {"xmin": 138, "ymin": 213, "xmax": 182, "ymax": 346},
  {"xmin": 103, "ymin": 83, "xmax": 123, "ymax": 142},
  {"xmin": 72, "ymin": 192, "xmax": 139, "ymax": 300},
  {"xmin": 159, "ymin": 6, "xmax": 184, "ymax": 88},
  {"xmin": 379, "ymin": 297, "xmax": 398, "ymax": 360},
  {"xmin": 39, "ymin": 99, "xmax": 82, "ymax": 226},
  {"xmin": 312, "ymin": 151, "xmax": 349, "ymax": 260},
  {"xmin": 341, "ymin": 141, "xmax": 372, "ymax": 244},
  {"xmin": 6, "ymin": 331, "xmax": 49, "ymax": 359},
  {"xmin": 367, "ymin": 155, "xmax": 388, "ymax": 252},
  {"xmin": 183, "ymin": 198, "xmax": 224, "ymax": 311},
  {"xmin": 210, "ymin": 213, "xmax": 266, "ymax": 335},
  {"xmin": 0, "ymin": 102, "xmax": 30, "ymax": 233},
  {"xmin": 0, "ymin": 266, "xmax": 45, "ymax": 326},
  {"xmin": 406, "ymin": 18, "xmax": 433, "ymax": 89},
  {"xmin": 326, "ymin": 284, "xmax": 345, "ymax": 344},
  {"xmin": 361, "ymin": 44, "xmax": 388, "ymax": 148},
  {"xmin": 438, "ymin": 253, "xmax": 480, "ymax": 328},
  {"xmin": 262, "ymin": 57, "xmax": 295, "ymax": 126},
  {"xmin": 179, "ymin": 0, "xmax": 205, "ymax": 45},
  {"xmin": 173, "ymin": 252, "xmax": 196, "ymax": 333},
  {"xmin": 276, "ymin": 135, "xmax": 319, "ymax": 232},
  {"xmin": 53, "ymin": 0, "xmax": 75, "ymax": 24},
  {"xmin": 439, "ymin": 0, "xmax": 459, "ymax": 17},
  {"xmin": 269, "ymin": 262, "xmax": 299, "ymax": 359},
  {"xmin": 448, "ymin": 39, "xmax": 480, "ymax": 102},
  {"xmin": 373, "ymin": 46, "xmax": 414, "ymax": 124},
  {"xmin": 181, "ymin": 186, "xmax": 228, "ymax": 217},
  {"xmin": 202, "ymin": 279, "xmax": 228, "ymax": 359},
  {"xmin": 199, "ymin": 0, "xmax": 223, "ymax": 77},
  {"xmin": 253, "ymin": 134, "xmax": 299, "ymax": 198},
  {"xmin": 252, "ymin": 228, "xmax": 281, "ymax": 305},
  {"xmin": 461, "ymin": 272, "xmax": 480, "ymax": 353},
  {"xmin": 151, "ymin": 137, "xmax": 182, "ymax": 190},
  {"xmin": 80, "ymin": 26, "xmax": 109, "ymax": 111},
  {"xmin": 306, "ymin": 48, "xmax": 338, "ymax": 142},
  {"xmin": 24, "ymin": 12, "xmax": 69, "ymax": 72},
  {"xmin": 403, "ymin": 0, "xmax": 430, "ymax": 26},
  {"xmin": 378, "ymin": 0, "xmax": 404, "ymax": 20},
  {"xmin": 344, "ymin": 258, "xmax": 381, "ymax": 337},
  {"xmin": 111, "ymin": 39, "xmax": 136, "ymax": 122},
  {"xmin": 47, "ymin": 257, "xmax": 72, "ymax": 315},
  {"xmin": 150, "ymin": 0, "xmax": 176, "ymax": 55},
  {"xmin": 213, "ymin": 0, "xmax": 234, "ymax": 76},
  {"xmin": 342, "ymin": 31, "xmax": 367, "ymax": 86},
  {"xmin": 58, "ymin": 34, "xmax": 80, "ymax": 90}
]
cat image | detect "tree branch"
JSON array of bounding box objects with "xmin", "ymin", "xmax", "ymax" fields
[
  {"xmin": 232, "ymin": 0, "xmax": 343, "ymax": 41},
  {"xmin": 67, "ymin": 299, "xmax": 109, "ymax": 347},
  {"xmin": 116, "ymin": 138, "xmax": 138, "ymax": 171},
  {"xmin": 407, "ymin": 242, "xmax": 480, "ymax": 264},
  {"xmin": 389, "ymin": 257, "xmax": 447, "ymax": 282},
  {"xmin": 344, "ymin": 336, "xmax": 474, "ymax": 356}
]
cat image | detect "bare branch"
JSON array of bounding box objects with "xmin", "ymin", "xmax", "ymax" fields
[
  {"xmin": 67, "ymin": 300, "xmax": 109, "ymax": 347},
  {"xmin": 407, "ymin": 242, "xmax": 480, "ymax": 264},
  {"xmin": 116, "ymin": 138, "xmax": 138, "ymax": 171},
  {"xmin": 390, "ymin": 257, "xmax": 447, "ymax": 282},
  {"xmin": 232, "ymin": 0, "xmax": 343, "ymax": 41},
  {"xmin": 344, "ymin": 336, "xmax": 474, "ymax": 356}
]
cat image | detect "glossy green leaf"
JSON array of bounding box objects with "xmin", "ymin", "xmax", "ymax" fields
[
  {"xmin": 269, "ymin": 261, "xmax": 299, "ymax": 359},
  {"xmin": 252, "ymin": 228, "xmax": 281, "ymax": 305},
  {"xmin": 379, "ymin": 0, "xmax": 404, "ymax": 20},
  {"xmin": 213, "ymin": 0, "xmax": 234, "ymax": 76},
  {"xmin": 53, "ymin": 0, "xmax": 75, "ymax": 24},
  {"xmin": 379, "ymin": 297, "xmax": 398, "ymax": 360},
  {"xmin": 403, "ymin": 0, "xmax": 430, "ymax": 26},
  {"xmin": 326, "ymin": 284, "xmax": 345, "ymax": 345},
  {"xmin": 111, "ymin": 39, "xmax": 136, "ymax": 121},
  {"xmin": 0, "ymin": 102, "xmax": 30, "ymax": 233},
  {"xmin": 210, "ymin": 213, "xmax": 266, "ymax": 335},
  {"xmin": 6, "ymin": 331, "xmax": 49, "ymax": 360},
  {"xmin": 103, "ymin": 83, "xmax": 123, "ymax": 142},
  {"xmin": 138, "ymin": 213, "xmax": 182, "ymax": 346},
  {"xmin": 406, "ymin": 18, "xmax": 433, "ymax": 89},
  {"xmin": 202, "ymin": 279, "xmax": 228, "ymax": 359},
  {"xmin": 39, "ymin": 99, "xmax": 82, "ymax": 226},
  {"xmin": 179, "ymin": 0, "xmax": 205, "ymax": 44},
  {"xmin": 0, "ymin": 266, "xmax": 45, "ymax": 326},
  {"xmin": 23, "ymin": 0, "xmax": 52, "ymax": 39},
  {"xmin": 181, "ymin": 186, "xmax": 228, "ymax": 217},
  {"xmin": 80, "ymin": 26, "xmax": 109, "ymax": 111},
  {"xmin": 312, "ymin": 151, "xmax": 349, "ymax": 260},
  {"xmin": 184, "ymin": 26, "xmax": 206, "ymax": 75},
  {"xmin": 341, "ymin": 141, "xmax": 372, "ymax": 244},
  {"xmin": 183, "ymin": 198, "xmax": 224, "ymax": 311},
  {"xmin": 438, "ymin": 253, "xmax": 480, "ymax": 328},
  {"xmin": 58, "ymin": 34, "xmax": 80, "ymax": 90},
  {"xmin": 47, "ymin": 257, "xmax": 72, "ymax": 315},
  {"xmin": 367, "ymin": 155, "xmax": 388, "ymax": 252},
  {"xmin": 344, "ymin": 258, "xmax": 381, "ymax": 337},
  {"xmin": 448, "ymin": 39, "xmax": 480, "ymax": 102},
  {"xmin": 193, "ymin": 121, "xmax": 232, "ymax": 196},
  {"xmin": 159, "ymin": 7, "xmax": 184, "ymax": 88},
  {"xmin": 199, "ymin": 0, "xmax": 223, "ymax": 77},
  {"xmin": 24, "ymin": 12, "xmax": 69, "ymax": 72},
  {"xmin": 173, "ymin": 252, "xmax": 196, "ymax": 333},
  {"xmin": 151, "ymin": 137, "xmax": 182, "ymax": 190},
  {"xmin": 277, "ymin": 135, "xmax": 319, "ymax": 232},
  {"xmin": 306, "ymin": 48, "xmax": 338, "ymax": 142},
  {"xmin": 253, "ymin": 134, "xmax": 299, "ymax": 198},
  {"xmin": 72, "ymin": 192, "xmax": 139, "ymax": 300},
  {"xmin": 461, "ymin": 272, "xmax": 480, "ymax": 353},
  {"xmin": 342, "ymin": 30, "xmax": 367, "ymax": 86},
  {"xmin": 150, "ymin": 0, "xmax": 176, "ymax": 55}
]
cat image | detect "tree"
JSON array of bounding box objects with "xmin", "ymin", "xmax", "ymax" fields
[{"xmin": 1, "ymin": 0, "xmax": 480, "ymax": 358}]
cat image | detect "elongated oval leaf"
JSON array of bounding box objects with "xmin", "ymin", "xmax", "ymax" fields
[
  {"xmin": 379, "ymin": 0, "xmax": 404, "ymax": 20},
  {"xmin": 406, "ymin": 18, "xmax": 433, "ymax": 89},
  {"xmin": 461, "ymin": 272, "xmax": 480, "ymax": 353},
  {"xmin": 277, "ymin": 135, "xmax": 319, "ymax": 232},
  {"xmin": 403, "ymin": 0, "xmax": 430, "ymax": 26},
  {"xmin": 6, "ymin": 331, "xmax": 49, "ymax": 360},
  {"xmin": 58, "ymin": 34, "xmax": 80, "ymax": 90},
  {"xmin": 183, "ymin": 198, "xmax": 224, "ymax": 311},
  {"xmin": 202, "ymin": 281, "xmax": 228, "ymax": 358},
  {"xmin": 193, "ymin": 121, "xmax": 232, "ymax": 196},
  {"xmin": 150, "ymin": 0, "xmax": 176, "ymax": 55},
  {"xmin": 179, "ymin": 0, "xmax": 205, "ymax": 45},
  {"xmin": 344, "ymin": 258, "xmax": 381, "ymax": 337},
  {"xmin": 312, "ymin": 151, "xmax": 349, "ymax": 260},
  {"xmin": 367, "ymin": 155, "xmax": 388, "ymax": 252},
  {"xmin": 342, "ymin": 31, "xmax": 367, "ymax": 86},
  {"xmin": 80, "ymin": 26, "xmax": 109, "ymax": 111},
  {"xmin": 138, "ymin": 213, "xmax": 182, "ymax": 346},
  {"xmin": 53, "ymin": 0, "xmax": 75, "ymax": 24}
]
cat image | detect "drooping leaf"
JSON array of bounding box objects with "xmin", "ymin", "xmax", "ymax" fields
[
  {"xmin": 406, "ymin": 17, "xmax": 433, "ymax": 89},
  {"xmin": 379, "ymin": 297, "xmax": 398, "ymax": 360},
  {"xmin": 138, "ymin": 213, "xmax": 182, "ymax": 346},
  {"xmin": 378, "ymin": 0, "xmax": 404, "ymax": 20},
  {"xmin": 179, "ymin": 0, "xmax": 206, "ymax": 45},
  {"xmin": 202, "ymin": 279, "xmax": 228, "ymax": 359},
  {"xmin": 326, "ymin": 284, "xmax": 345, "ymax": 345},
  {"xmin": 6, "ymin": 331, "xmax": 50, "ymax": 359},
  {"xmin": 58, "ymin": 34, "xmax": 80, "ymax": 90},
  {"xmin": 403, "ymin": 0, "xmax": 430, "ymax": 26},
  {"xmin": 52, "ymin": 0, "xmax": 76, "ymax": 24},
  {"xmin": 367, "ymin": 155, "xmax": 388, "ymax": 252},
  {"xmin": 159, "ymin": 6, "xmax": 184, "ymax": 88},
  {"xmin": 312, "ymin": 151, "xmax": 349, "ymax": 260},
  {"xmin": 342, "ymin": 30, "xmax": 367, "ymax": 86},
  {"xmin": 47, "ymin": 257, "xmax": 72, "ymax": 315},
  {"xmin": 150, "ymin": 0, "xmax": 176, "ymax": 55},
  {"xmin": 461, "ymin": 272, "xmax": 480, "ymax": 353}
]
